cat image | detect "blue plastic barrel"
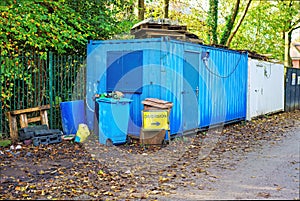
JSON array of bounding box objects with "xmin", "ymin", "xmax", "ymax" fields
[
  {"xmin": 96, "ymin": 97, "xmax": 132, "ymax": 145},
  {"xmin": 60, "ymin": 100, "xmax": 87, "ymax": 135}
]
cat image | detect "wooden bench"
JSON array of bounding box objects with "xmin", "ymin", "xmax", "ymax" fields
[{"xmin": 7, "ymin": 105, "xmax": 50, "ymax": 142}]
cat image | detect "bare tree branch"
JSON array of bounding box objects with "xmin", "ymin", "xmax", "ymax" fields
[
  {"xmin": 226, "ymin": 0, "xmax": 252, "ymax": 47},
  {"xmin": 220, "ymin": 0, "xmax": 240, "ymax": 45}
]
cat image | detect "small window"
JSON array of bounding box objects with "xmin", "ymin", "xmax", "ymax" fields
[{"xmin": 107, "ymin": 50, "xmax": 143, "ymax": 93}]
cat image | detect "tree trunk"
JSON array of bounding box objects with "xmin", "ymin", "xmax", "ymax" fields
[
  {"xmin": 207, "ymin": 0, "xmax": 219, "ymax": 44},
  {"xmin": 284, "ymin": 31, "xmax": 292, "ymax": 67},
  {"xmin": 219, "ymin": 0, "xmax": 240, "ymax": 45},
  {"xmin": 138, "ymin": 0, "xmax": 144, "ymax": 20},
  {"xmin": 284, "ymin": 0, "xmax": 300, "ymax": 67},
  {"xmin": 164, "ymin": 0, "xmax": 169, "ymax": 18},
  {"xmin": 226, "ymin": 0, "xmax": 252, "ymax": 47}
]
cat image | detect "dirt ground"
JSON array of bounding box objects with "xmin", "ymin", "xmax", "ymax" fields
[
  {"xmin": 0, "ymin": 110, "xmax": 300, "ymax": 200},
  {"xmin": 151, "ymin": 122, "xmax": 300, "ymax": 200}
]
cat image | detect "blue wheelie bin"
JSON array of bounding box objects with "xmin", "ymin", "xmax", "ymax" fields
[{"xmin": 95, "ymin": 97, "xmax": 132, "ymax": 145}]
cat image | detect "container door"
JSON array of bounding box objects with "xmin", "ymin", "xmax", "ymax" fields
[
  {"xmin": 285, "ymin": 68, "xmax": 300, "ymax": 112},
  {"xmin": 183, "ymin": 51, "xmax": 199, "ymax": 131},
  {"xmin": 255, "ymin": 64, "xmax": 265, "ymax": 116}
]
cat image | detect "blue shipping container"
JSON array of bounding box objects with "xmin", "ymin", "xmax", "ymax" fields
[{"xmin": 86, "ymin": 37, "xmax": 248, "ymax": 136}]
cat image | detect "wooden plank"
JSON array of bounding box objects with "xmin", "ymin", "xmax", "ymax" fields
[
  {"xmin": 144, "ymin": 98, "xmax": 168, "ymax": 104},
  {"xmin": 142, "ymin": 101, "xmax": 173, "ymax": 109},
  {"xmin": 19, "ymin": 114, "xmax": 28, "ymax": 128},
  {"xmin": 11, "ymin": 104, "xmax": 50, "ymax": 115},
  {"xmin": 27, "ymin": 116, "xmax": 42, "ymax": 123},
  {"xmin": 40, "ymin": 110, "xmax": 49, "ymax": 128},
  {"xmin": 7, "ymin": 112, "xmax": 18, "ymax": 142}
]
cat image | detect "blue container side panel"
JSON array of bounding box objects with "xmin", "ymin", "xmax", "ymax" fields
[
  {"xmin": 160, "ymin": 40, "xmax": 184, "ymax": 134},
  {"xmin": 198, "ymin": 46, "xmax": 247, "ymax": 128}
]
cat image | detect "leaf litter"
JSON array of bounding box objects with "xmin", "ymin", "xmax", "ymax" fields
[{"xmin": 0, "ymin": 110, "xmax": 300, "ymax": 200}]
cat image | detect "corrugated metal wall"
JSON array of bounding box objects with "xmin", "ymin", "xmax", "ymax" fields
[
  {"xmin": 247, "ymin": 58, "xmax": 284, "ymax": 120},
  {"xmin": 285, "ymin": 67, "xmax": 300, "ymax": 112},
  {"xmin": 197, "ymin": 45, "xmax": 248, "ymax": 128},
  {"xmin": 86, "ymin": 37, "xmax": 248, "ymax": 136}
]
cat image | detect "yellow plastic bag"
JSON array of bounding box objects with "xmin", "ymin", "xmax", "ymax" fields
[{"xmin": 74, "ymin": 124, "xmax": 90, "ymax": 143}]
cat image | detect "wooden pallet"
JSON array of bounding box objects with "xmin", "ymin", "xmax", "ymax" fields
[
  {"xmin": 131, "ymin": 27, "xmax": 203, "ymax": 44},
  {"xmin": 7, "ymin": 105, "xmax": 50, "ymax": 142},
  {"xmin": 130, "ymin": 18, "xmax": 203, "ymax": 44},
  {"xmin": 130, "ymin": 19, "xmax": 187, "ymax": 35}
]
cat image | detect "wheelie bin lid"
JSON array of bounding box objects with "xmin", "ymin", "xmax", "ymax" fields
[{"xmin": 96, "ymin": 97, "xmax": 133, "ymax": 104}]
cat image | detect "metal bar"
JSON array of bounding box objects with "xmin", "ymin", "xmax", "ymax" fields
[
  {"xmin": 35, "ymin": 52, "xmax": 39, "ymax": 106},
  {"xmin": 0, "ymin": 53, "xmax": 2, "ymax": 136},
  {"xmin": 55, "ymin": 53, "xmax": 58, "ymax": 127},
  {"xmin": 66, "ymin": 55, "xmax": 70, "ymax": 100},
  {"xmin": 52, "ymin": 53, "xmax": 57, "ymax": 128},
  {"xmin": 22, "ymin": 51, "xmax": 26, "ymax": 109},
  {"xmin": 48, "ymin": 52, "xmax": 53, "ymax": 128},
  {"xmin": 60, "ymin": 54, "xmax": 64, "ymax": 100},
  {"xmin": 15, "ymin": 54, "xmax": 19, "ymax": 110},
  {"xmin": 69, "ymin": 55, "xmax": 72, "ymax": 100}
]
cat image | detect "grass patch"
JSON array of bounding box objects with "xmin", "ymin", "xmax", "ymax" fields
[{"xmin": 0, "ymin": 140, "xmax": 12, "ymax": 147}]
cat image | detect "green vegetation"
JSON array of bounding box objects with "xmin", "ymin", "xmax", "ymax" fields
[
  {"xmin": 0, "ymin": 0, "xmax": 136, "ymax": 56},
  {"xmin": 143, "ymin": 0, "xmax": 299, "ymax": 63},
  {"xmin": 0, "ymin": 139, "xmax": 11, "ymax": 147},
  {"xmin": 1, "ymin": 0, "xmax": 299, "ymax": 61}
]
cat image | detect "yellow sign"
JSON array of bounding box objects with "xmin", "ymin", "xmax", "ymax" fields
[{"xmin": 142, "ymin": 110, "xmax": 169, "ymax": 130}]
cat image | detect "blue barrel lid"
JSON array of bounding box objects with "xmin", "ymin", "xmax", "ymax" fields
[{"xmin": 96, "ymin": 97, "xmax": 133, "ymax": 103}]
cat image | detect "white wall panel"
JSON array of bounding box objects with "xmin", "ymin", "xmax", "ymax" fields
[{"xmin": 247, "ymin": 58, "xmax": 284, "ymax": 120}]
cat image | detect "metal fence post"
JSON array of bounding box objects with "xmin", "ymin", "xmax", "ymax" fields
[
  {"xmin": 48, "ymin": 52, "xmax": 53, "ymax": 128},
  {"xmin": 0, "ymin": 53, "xmax": 2, "ymax": 137}
]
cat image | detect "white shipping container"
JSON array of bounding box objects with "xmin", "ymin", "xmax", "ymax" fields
[{"xmin": 246, "ymin": 58, "xmax": 285, "ymax": 120}]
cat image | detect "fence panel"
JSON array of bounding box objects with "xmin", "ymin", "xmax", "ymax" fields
[
  {"xmin": 0, "ymin": 51, "xmax": 86, "ymax": 139},
  {"xmin": 49, "ymin": 52, "xmax": 86, "ymax": 130}
]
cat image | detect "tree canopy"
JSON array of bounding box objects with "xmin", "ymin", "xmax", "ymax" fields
[
  {"xmin": 1, "ymin": 0, "xmax": 299, "ymax": 63},
  {"xmin": 0, "ymin": 0, "xmax": 136, "ymax": 56},
  {"xmin": 143, "ymin": 0, "xmax": 299, "ymax": 63}
]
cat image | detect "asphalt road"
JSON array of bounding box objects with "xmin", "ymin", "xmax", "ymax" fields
[{"xmin": 153, "ymin": 126, "xmax": 300, "ymax": 200}]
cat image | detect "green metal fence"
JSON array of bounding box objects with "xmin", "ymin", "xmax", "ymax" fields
[{"xmin": 0, "ymin": 51, "xmax": 86, "ymax": 139}]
